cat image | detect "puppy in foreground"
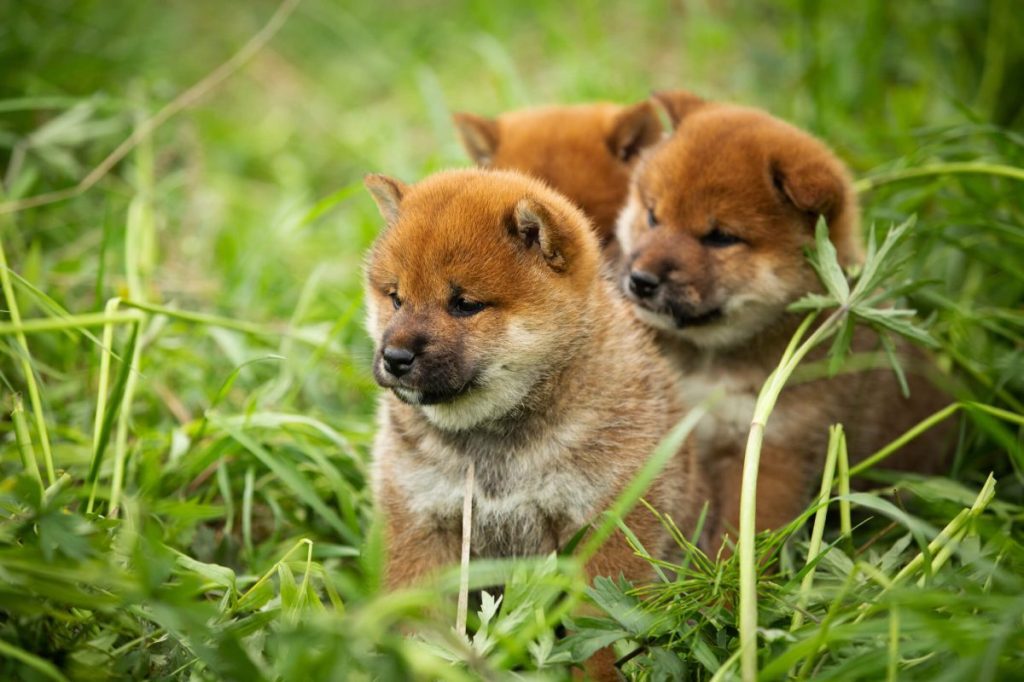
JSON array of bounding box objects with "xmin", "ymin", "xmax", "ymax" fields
[
  {"xmin": 617, "ymin": 92, "xmax": 950, "ymax": 548},
  {"xmin": 364, "ymin": 168, "xmax": 706, "ymax": 679},
  {"xmin": 452, "ymin": 102, "xmax": 662, "ymax": 257}
]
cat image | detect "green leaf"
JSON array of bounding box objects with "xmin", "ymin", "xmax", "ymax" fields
[
  {"xmin": 690, "ymin": 634, "xmax": 723, "ymax": 673},
  {"xmin": 648, "ymin": 646, "xmax": 687, "ymax": 680},
  {"xmin": 827, "ymin": 317, "xmax": 856, "ymax": 376},
  {"xmin": 85, "ymin": 322, "xmax": 139, "ymax": 498},
  {"xmin": 788, "ymin": 292, "xmax": 838, "ymax": 312},
  {"xmin": 587, "ymin": 576, "xmax": 659, "ymax": 636},
  {"xmin": 809, "ymin": 217, "xmax": 850, "ymax": 303},
  {"xmin": 557, "ymin": 618, "xmax": 630, "ymax": 662},
  {"xmin": 278, "ymin": 562, "xmax": 299, "ymax": 614},
  {"xmin": 478, "ymin": 589, "xmax": 502, "ymax": 626},
  {"xmin": 174, "ymin": 551, "xmax": 236, "ymax": 591},
  {"xmin": 35, "ymin": 512, "xmax": 95, "ymax": 562},
  {"xmin": 236, "ymin": 577, "xmax": 276, "ymax": 613},
  {"xmin": 217, "ymin": 422, "xmax": 357, "ymax": 544},
  {"xmin": 878, "ymin": 331, "xmax": 911, "ymax": 398},
  {"xmin": 852, "ymin": 216, "xmax": 916, "ymax": 298},
  {"xmin": 853, "ymin": 306, "xmax": 937, "ymax": 347}
]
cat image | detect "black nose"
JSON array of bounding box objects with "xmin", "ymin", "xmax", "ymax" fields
[
  {"xmin": 629, "ymin": 270, "xmax": 661, "ymax": 299},
  {"xmin": 382, "ymin": 346, "xmax": 416, "ymax": 377}
]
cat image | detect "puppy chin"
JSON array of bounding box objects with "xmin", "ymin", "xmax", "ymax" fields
[
  {"xmin": 630, "ymin": 304, "xmax": 680, "ymax": 333},
  {"xmin": 420, "ymin": 364, "xmax": 541, "ymax": 432},
  {"xmin": 680, "ymin": 298, "xmax": 787, "ymax": 349},
  {"xmin": 675, "ymin": 320, "xmax": 750, "ymax": 349},
  {"xmin": 392, "ymin": 387, "xmax": 423, "ymax": 405},
  {"xmin": 630, "ymin": 300, "xmax": 766, "ymax": 349},
  {"xmin": 420, "ymin": 396, "xmax": 496, "ymax": 432}
]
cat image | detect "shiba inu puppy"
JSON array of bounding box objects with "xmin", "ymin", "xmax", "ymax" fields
[
  {"xmin": 452, "ymin": 102, "xmax": 662, "ymax": 255},
  {"xmin": 364, "ymin": 168, "xmax": 707, "ymax": 679},
  {"xmin": 617, "ymin": 91, "xmax": 950, "ymax": 547}
]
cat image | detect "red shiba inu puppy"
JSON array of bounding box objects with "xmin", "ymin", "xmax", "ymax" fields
[
  {"xmin": 364, "ymin": 168, "xmax": 708, "ymax": 680},
  {"xmin": 452, "ymin": 102, "xmax": 662, "ymax": 256},
  {"xmin": 616, "ymin": 91, "xmax": 951, "ymax": 548}
]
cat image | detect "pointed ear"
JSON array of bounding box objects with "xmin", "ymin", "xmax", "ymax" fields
[
  {"xmin": 651, "ymin": 90, "xmax": 708, "ymax": 129},
  {"xmin": 452, "ymin": 112, "xmax": 500, "ymax": 165},
  {"xmin": 770, "ymin": 159, "xmax": 845, "ymax": 223},
  {"xmin": 607, "ymin": 101, "xmax": 663, "ymax": 162},
  {"xmin": 364, "ymin": 174, "xmax": 408, "ymax": 229},
  {"xmin": 512, "ymin": 198, "xmax": 567, "ymax": 272}
]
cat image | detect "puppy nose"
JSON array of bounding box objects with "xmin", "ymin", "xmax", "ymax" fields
[
  {"xmin": 382, "ymin": 346, "xmax": 416, "ymax": 377},
  {"xmin": 629, "ymin": 270, "xmax": 661, "ymax": 299}
]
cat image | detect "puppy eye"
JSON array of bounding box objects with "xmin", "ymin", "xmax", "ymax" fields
[
  {"xmin": 450, "ymin": 296, "xmax": 486, "ymax": 317},
  {"xmin": 646, "ymin": 207, "xmax": 658, "ymax": 228},
  {"xmin": 389, "ymin": 292, "xmax": 402, "ymax": 310},
  {"xmin": 701, "ymin": 227, "xmax": 744, "ymax": 248}
]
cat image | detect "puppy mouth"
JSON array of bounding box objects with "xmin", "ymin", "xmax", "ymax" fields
[
  {"xmin": 391, "ymin": 376, "xmax": 479, "ymax": 406},
  {"xmin": 630, "ymin": 296, "xmax": 724, "ymax": 329},
  {"xmin": 666, "ymin": 304, "xmax": 724, "ymax": 328}
]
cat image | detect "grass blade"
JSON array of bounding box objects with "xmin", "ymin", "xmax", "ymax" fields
[
  {"xmin": 86, "ymin": 322, "xmax": 139, "ymax": 513},
  {"xmin": 0, "ymin": 228, "xmax": 55, "ymax": 484},
  {"xmin": 790, "ymin": 424, "xmax": 843, "ymax": 631}
]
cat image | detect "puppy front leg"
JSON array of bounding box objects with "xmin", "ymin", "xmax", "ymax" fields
[
  {"xmin": 378, "ymin": 484, "xmax": 458, "ymax": 590},
  {"xmin": 384, "ymin": 519, "xmax": 457, "ymax": 590},
  {"xmin": 710, "ymin": 445, "xmax": 814, "ymax": 556}
]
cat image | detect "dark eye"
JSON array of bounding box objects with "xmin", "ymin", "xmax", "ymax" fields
[
  {"xmin": 646, "ymin": 207, "xmax": 658, "ymax": 228},
  {"xmin": 389, "ymin": 292, "xmax": 401, "ymax": 310},
  {"xmin": 701, "ymin": 227, "xmax": 744, "ymax": 248},
  {"xmin": 450, "ymin": 296, "xmax": 486, "ymax": 317}
]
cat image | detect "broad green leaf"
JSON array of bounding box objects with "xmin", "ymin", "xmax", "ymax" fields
[{"xmin": 174, "ymin": 551, "xmax": 236, "ymax": 591}]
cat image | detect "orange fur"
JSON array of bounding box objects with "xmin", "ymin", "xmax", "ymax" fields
[
  {"xmin": 617, "ymin": 92, "xmax": 952, "ymax": 549},
  {"xmin": 453, "ymin": 102, "xmax": 662, "ymax": 257},
  {"xmin": 364, "ymin": 168, "xmax": 709, "ymax": 679}
]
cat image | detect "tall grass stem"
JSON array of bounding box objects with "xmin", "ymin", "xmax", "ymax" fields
[
  {"xmin": 791, "ymin": 424, "xmax": 843, "ymax": 631},
  {"xmin": 456, "ymin": 460, "xmax": 475, "ymax": 636},
  {"xmin": 0, "ymin": 230, "xmax": 55, "ymax": 484}
]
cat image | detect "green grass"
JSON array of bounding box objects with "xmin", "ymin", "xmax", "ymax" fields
[{"xmin": 1, "ymin": 0, "xmax": 1023, "ymax": 679}]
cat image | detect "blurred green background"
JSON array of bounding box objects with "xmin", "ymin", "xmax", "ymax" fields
[{"xmin": 1, "ymin": 1, "xmax": 1023, "ymax": 679}]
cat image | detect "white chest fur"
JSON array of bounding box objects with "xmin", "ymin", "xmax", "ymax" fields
[
  {"xmin": 387, "ymin": 420, "xmax": 609, "ymax": 556},
  {"xmin": 678, "ymin": 370, "xmax": 759, "ymax": 456}
]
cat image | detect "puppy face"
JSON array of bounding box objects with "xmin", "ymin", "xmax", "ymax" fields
[
  {"xmin": 453, "ymin": 102, "xmax": 662, "ymax": 243},
  {"xmin": 364, "ymin": 169, "xmax": 600, "ymax": 431},
  {"xmin": 617, "ymin": 93, "xmax": 860, "ymax": 349}
]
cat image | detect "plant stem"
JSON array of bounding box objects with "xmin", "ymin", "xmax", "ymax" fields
[
  {"xmin": 855, "ymin": 161, "xmax": 1024, "ymax": 193},
  {"xmin": 837, "ymin": 432, "xmax": 852, "ymax": 547},
  {"xmin": 109, "ymin": 318, "xmax": 143, "ymax": 516},
  {"xmin": 849, "ymin": 403, "xmax": 961, "ymax": 476},
  {"xmin": 0, "ymin": 230, "xmax": 55, "ymax": 484},
  {"xmin": 456, "ymin": 459, "xmax": 475, "ymax": 636},
  {"xmin": 92, "ymin": 299, "xmax": 120, "ymax": 477},
  {"xmin": 791, "ymin": 424, "xmax": 843, "ymax": 631},
  {"xmin": 12, "ymin": 395, "xmax": 42, "ymax": 487},
  {"xmin": 888, "ymin": 606, "xmax": 900, "ymax": 682},
  {"xmin": 739, "ymin": 311, "xmax": 837, "ymax": 681},
  {"xmin": 0, "ymin": 310, "xmax": 142, "ymax": 335}
]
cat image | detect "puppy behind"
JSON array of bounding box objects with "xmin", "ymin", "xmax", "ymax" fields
[
  {"xmin": 617, "ymin": 91, "xmax": 951, "ymax": 548},
  {"xmin": 452, "ymin": 102, "xmax": 662, "ymax": 254},
  {"xmin": 364, "ymin": 168, "xmax": 707, "ymax": 680}
]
